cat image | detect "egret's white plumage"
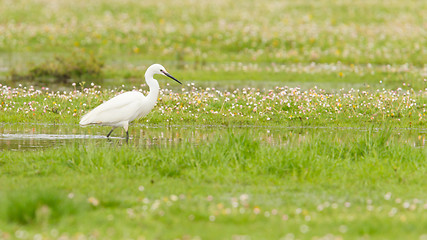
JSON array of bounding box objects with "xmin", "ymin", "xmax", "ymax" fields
[{"xmin": 80, "ymin": 64, "xmax": 181, "ymax": 140}]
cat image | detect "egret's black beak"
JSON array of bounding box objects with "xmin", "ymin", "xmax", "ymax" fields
[{"xmin": 161, "ymin": 70, "xmax": 182, "ymax": 85}]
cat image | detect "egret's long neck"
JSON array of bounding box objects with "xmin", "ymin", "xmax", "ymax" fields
[{"xmin": 145, "ymin": 73, "xmax": 160, "ymax": 104}]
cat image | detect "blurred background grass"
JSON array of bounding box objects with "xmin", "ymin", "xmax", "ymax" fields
[{"xmin": 0, "ymin": 0, "xmax": 426, "ymax": 88}]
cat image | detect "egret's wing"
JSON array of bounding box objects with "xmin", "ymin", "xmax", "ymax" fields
[{"xmin": 80, "ymin": 92, "xmax": 145, "ymax": 125}]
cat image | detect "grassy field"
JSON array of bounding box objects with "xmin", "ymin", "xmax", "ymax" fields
[
  {"xmin": 1, "ymin": 130, "xmax": 426, "ymax": 239},
  {"xmin": 1, "ymin": 0, "xmax": 427, "ymax": 239},
  {"xmin": 1, "ymin": 83, "xmax": 426, "ymax": 127}
]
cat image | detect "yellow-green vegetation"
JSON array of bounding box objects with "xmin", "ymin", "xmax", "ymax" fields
[
  {"xmin": 9, "ymin": 51, "xmax": 104, "ymax": 83},
  {"xmin": 1, "ymin": 0, "xmax": 427, "ymax": 239}
]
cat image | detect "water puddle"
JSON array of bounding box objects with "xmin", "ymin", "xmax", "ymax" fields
[
  {"xmin": 0, "ymin": 123, "xmax": 426, "ymax": 151},
  {"xmin": 0, "ymin": 133, "xmax": 105, "ymax": 140}
]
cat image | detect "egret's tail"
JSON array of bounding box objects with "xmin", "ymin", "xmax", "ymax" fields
[{"xmin": 79, "ymin": 113, "xmax": 92, "ymax": 126}]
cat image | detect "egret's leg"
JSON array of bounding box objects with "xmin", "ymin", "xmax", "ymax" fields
[
  {"xmin": 123, "ymin": 121, "xmax": 129, "ymax": 142},
  {"xmin": 106, "ymin": 128, "xmax": 115, "ymax": 138}
]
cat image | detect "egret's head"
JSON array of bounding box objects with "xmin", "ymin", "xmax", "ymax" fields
[{"xmin": 147, "ymin": 64, "xmax": 182, "ymax": 85}]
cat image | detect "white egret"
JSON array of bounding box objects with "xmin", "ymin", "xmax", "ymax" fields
[{"xmin": 79, "ymin": 64, "xmax": 181, "ymax": 140}]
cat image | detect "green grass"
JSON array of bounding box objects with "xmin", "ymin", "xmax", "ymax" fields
[{"xmin": 0, "ymin": 130, "xmax": 426, "ymax": 239}]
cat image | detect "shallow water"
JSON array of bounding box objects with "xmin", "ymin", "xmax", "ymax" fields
[{"xmin": 0, "ymin": 123, "xmax": 426, "ymax": 151}]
